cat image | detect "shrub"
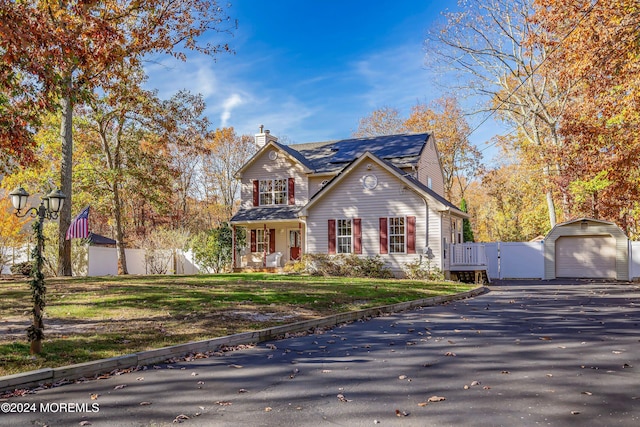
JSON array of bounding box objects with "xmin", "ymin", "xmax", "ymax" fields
[
  {"xmin": 301, "ymin": 253, "xmax": 393, "ymax": 279},
  {"xmin": 10, "ymin": 261, "xmax": 32, "ymax": 276},
  {"xmin": 403, "ymin": 257, "xmax": 444, "ymax": 281}
]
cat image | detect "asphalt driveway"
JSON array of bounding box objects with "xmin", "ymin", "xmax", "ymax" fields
[{"xmin": 1, "ymin": 279, "xmax": 639, "ymax": 426}]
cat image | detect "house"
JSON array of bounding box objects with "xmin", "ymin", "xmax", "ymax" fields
[{"xmin": 229, "ymin": 128, "xmax": 476, "ymax": 278}]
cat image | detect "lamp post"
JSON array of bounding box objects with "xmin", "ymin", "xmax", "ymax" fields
[{"xmin": 9, "ymin": 186, "xmax": 66, "ymax": 354}]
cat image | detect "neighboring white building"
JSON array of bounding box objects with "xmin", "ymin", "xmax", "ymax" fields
[{"xmin": 230, "ymin": 130, "xmax": 469, "ymax": 277}]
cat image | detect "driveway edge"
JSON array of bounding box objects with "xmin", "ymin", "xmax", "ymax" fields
[{"xmin": 0, "ymin": 285, "xmax": 487, "ymax": 393}]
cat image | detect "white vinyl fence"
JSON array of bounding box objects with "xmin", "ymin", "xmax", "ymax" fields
[
  {"xmin": 486, "ymin": 240, "xmax": 640, "ymax": 280},
  {"xmin": 87, "ymin": 247, "xmax": 200, "ymax": 276}
]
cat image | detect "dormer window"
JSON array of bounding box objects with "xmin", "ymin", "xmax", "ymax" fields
[{"xmin": 260, "ymin": 179, "xmax": 288, "ymax": 205}]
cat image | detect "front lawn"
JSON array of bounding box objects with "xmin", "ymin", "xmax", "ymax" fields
[{"xmin": 0, "ymin": 273, "xmax": 473, "ymax": 376}]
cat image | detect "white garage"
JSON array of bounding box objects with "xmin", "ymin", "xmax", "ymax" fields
[{"xmin": 544, "ymin": 218, "xmax": 629, "ymax": 281}]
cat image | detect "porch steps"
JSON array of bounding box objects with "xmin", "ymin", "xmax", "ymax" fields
[{"xmin": 451, "ymin": 270, "xmax": 489, "ymax": 284}]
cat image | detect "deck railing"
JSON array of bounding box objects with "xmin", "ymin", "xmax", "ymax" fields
[{"xmin": 450, "ymin": 243, "xmax": 487, "ymax": 267}]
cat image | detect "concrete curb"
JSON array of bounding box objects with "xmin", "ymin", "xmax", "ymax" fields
[{"xmin": 0, "ymin": 286, "xmax": 488, "ymax": 393}]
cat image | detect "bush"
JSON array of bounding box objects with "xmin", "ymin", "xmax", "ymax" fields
[
  {"xmin": 10, "ymin": 261, "xmax": 32, "ymax": 276},
  {"xmin": 301, "ymin": 253, "xmax": 393, "ymax": 279},
  {"xmin": 402, "ymin": 257, "xmax": 444, "ymax": 281}
]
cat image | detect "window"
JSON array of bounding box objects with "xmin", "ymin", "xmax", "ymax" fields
[
  {"xmin": 427, "ymin": 177, "xmax": 432, "ymax": 189},
  {"xmin": 388, "ymin": 217, "xmax": 405, "ymax": 253},
  {"xmin": 259, "ymin": 179, "xmax": 288, "ymax": 205},
  {"xmin": 336, "ymin": 219, "xmax": 352, "ymax": 254},
  {"xmin": 256, "ymin": 229, "xmax": 267, "ymax": 253}
]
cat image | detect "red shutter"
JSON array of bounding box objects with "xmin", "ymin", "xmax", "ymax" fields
[
  {"xmin": 353, "ymin": 218, "xmax": 362, "ymax": 254},
  {"xmin": 288, "ymin": 177, "xmax": 295, "ymax": 205},
  {"xmin": 269, "ymin": 229, "xmax": 276, "ymax": 253},
  {"xmin": 379, "ymin": 217, "xmax": 388, "ymax": 254},
  {"xmin": 328, "ymin": 219, "xmax": 336, "ymax": 254},
  {"xmin": 407, "ymin": 216, "xmax": 416, "ymax": 254},
  {"xmin": 250, "ymin": 230, "xmax": 257, "ymax": 252},
  {"xmin": 253, "ymin": 180, "xmax": 259, "ymax": 206}
]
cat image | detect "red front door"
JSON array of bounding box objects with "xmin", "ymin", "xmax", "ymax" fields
[{"xmin": 289, "ymin": 230, "xmax": 301, "ymax": 261}]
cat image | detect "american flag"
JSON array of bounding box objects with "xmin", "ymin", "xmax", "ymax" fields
[{"xmin": 66, "ymin": 206, "xmax": 90, "ymax": 240}]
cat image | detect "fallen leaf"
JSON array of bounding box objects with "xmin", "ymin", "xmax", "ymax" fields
[
  {"xmin": 445, "ymin": 352, "xmax": 456, "ymax": 357},
  {"xmin": 265, "ymin": 407, "xmax": 272, "ymax": 412},
  {"xmin": 399, "ymin": 375, "xmax": 408, "ymax": 380},
  {"xmin": 90, "ymin": 394, "xmax": 99, "ymax": 400},
  {"xmin": 395, "ymin": 409, "xmax": 409, "ymax": 417},
  {"xmin": 417, "ymin": 402, "xmax": 429, "ymax": 407},
  {"xmin": 267, "ymin": 343, "xmax": 277, "ymax": 350},
  {"xmin": 322, "ymin": 369, "xmax": 332, "ymax": 373},
  {"xmin": 238, "ymin": 388, "xmax": 248, "ymax": 393},
  {"xmin": 427, "ymin": 396, "xmax": 446, "ymax": 402},
  {"xmin": 470, "ymin": 380, "xmax": 481, "ymax": 387},
  {"xmin": 501, "ymin": 371, "xmax": 510, "ymax": 374},
  {"xmin": 571, "ymin": 411, "xmax": 580, "ymax": 415},
  {"xmin": 337, "ymin": 393, "xmax": 352, "ymax": 402},
  {"xmin": 114, "ymin": 384, "xmax": 127, "ymax": 390},
  {"xmin": 136, "ymin": 377, "xmax": 144, "ymax": 381},
  {"xmin": 140, "ymin": 401, "xmax": 152, "ymax": 406},
  {"xmin": 215, "ymin": 401, "xmax": 232, "ymax": 406},
  {"xmin": 173, "ymin": 414, "xmax": 190, "ymax": 423},
  {"xmin": 228, "ymin": 364, "xmax": 243, "ymax": 369},
  {"xmin": 539, "ymin": 336, "xmax": 552, "ymax": 341},
  {"xmin": 79, "ymin": 421, "xmax": 92, "ymax": 426}
]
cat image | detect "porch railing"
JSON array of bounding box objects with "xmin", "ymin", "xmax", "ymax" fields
[{"xmin": 450, "ymin": 243, "xmax": 487, "ymax": 267}]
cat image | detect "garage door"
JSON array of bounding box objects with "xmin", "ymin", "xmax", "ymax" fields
[{"xmin": 555, "ymin": 235, "xmax": 616, "ymax": 278}]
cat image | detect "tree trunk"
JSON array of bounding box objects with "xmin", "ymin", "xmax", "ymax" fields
[
  {"xmin": 113, "ymin": 180, "xmax": 129, "ymax": 274},
  {"xmin": 58, "ymin": 86, "xmax": 73, "ymax": 276}
]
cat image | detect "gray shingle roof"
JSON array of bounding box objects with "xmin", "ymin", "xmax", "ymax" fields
[
  {"xmin": 230, "ymin": 206, "xmax": 301, "ymax": 223},
  {"xmin": 289, "ymin": 133, "xmax": 430, "ymax": 174}
]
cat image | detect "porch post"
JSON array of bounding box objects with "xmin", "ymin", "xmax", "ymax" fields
[{"xmin": 263, "ymin": 224, "xmax": 267, "ymax": 267}]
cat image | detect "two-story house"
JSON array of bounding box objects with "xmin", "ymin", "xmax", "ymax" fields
[{"xmin": 229, "ymin": 128, "xmax": 470, "ymax": 277}]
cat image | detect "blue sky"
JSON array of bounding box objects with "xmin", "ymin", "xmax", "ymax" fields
[{"xmin": 146, "ymin": 0, "xmax": 502, "ymax": 159}]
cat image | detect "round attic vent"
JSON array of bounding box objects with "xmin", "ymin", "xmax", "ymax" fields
[{"xmin": 268, "ymin": 150, "xmax": 278, "ymax": 160}]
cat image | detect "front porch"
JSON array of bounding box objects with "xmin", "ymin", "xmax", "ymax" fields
[
  {"xmin": 232, "ymin": 221, "xmax": 304, "ymax": 270},
  {"xmin": 448, "ymin": 243, "xmax": 490, "ymax": 284}
]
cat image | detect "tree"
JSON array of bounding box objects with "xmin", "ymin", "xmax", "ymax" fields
[
  {"xmin": 532, "ymin": 0, "xmax": 640, "ymax": 236},
  {"xmin": 352, "ymin": 106, "xmax": 406, "ymax": 137},
  {"xmin": 200, "ymin": 128, "xmax": 256, "ymax": 222},
  {"xmin": 459, "ymin": 198, "xmax": 475, "ymax": 242},
  {"xmin": 404, "ymin": 98, "xmax": 482, "ymax": 201},
  {"xmin": 0, "ymin": 199, "xmax": 28, "ymax": 272},
  {"xmin": 0, "ymin": 0, "xmax": 233, "ymax": 275},
  {"xmin": 425, "ymin": 0, "xmax": 576, "ymax": 228},
  {"xmin": 190, "ymin": 223, "xmax": 237, "ymax": 273},
  {"xmin": 76, "ymin": 64, "xmax": 209, "ymax": 274}
]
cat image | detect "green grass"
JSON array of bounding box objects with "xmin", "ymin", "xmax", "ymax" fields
[{"xmin": 0, "ymin": 273, "xmax": 473, "ymax": 376}]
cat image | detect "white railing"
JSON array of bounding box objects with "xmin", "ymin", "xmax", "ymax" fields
[{"xmin": 450, "ymin": 243, "xmax": 487, "ymax": 267}]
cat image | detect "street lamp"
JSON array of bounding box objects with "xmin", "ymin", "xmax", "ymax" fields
[{"xmin": 8, "ymin": 186, "xmax": 66, "ymax": 354}]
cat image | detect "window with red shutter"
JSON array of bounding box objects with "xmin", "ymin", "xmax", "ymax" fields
[
  {"xmin": 252, "ymin": 180, "xmax": 259, "ymax": 206},
  {"xmin": 407, "ymin": 216, "xmax": 416, "ymax": 254},
  {"xmin": 353, "ymin": 218, "xmax": 362, "ymax": 254},
  {"xmin": 288, "ymin": 177, "xmax": 295, "ymax": 205},
  {"xmin": 328, "ymin": 219, "xmax": 336, "ymax": 254},
  {"xmin": 379, "ymin": 218, "xmax": 388, "ymax": 254},
  {"xmin": 250, "ymin": 230, "xmax": 257, "ymax": 252}
]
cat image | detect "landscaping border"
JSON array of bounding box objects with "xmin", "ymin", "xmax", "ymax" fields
[{"xmin": 0, "ymin": 286, "xmax": 487, "ymax": 393}]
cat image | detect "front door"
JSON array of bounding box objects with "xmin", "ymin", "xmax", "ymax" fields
[{"xmin": 289, "ymin": 230, "xmax": 301, "ymax": 261}]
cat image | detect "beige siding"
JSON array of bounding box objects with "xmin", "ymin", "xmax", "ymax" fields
[
  {"xmin": 417, "ymin": 136, "xmax": 445, "ymax": 197},
  {"xmin": 305, "ymin": 161, "xmax": 442, "ymax": 274},
  {"xmin": 308, "ymin": 176, "xmax": 333, "ymax": 199},
  {"xmin": 240, "ymin": 149, "xmax": 310, "ymax": 208},
  {"xmin": 543, "ymin": 220, "xmax": 629, "ymax": 280}
]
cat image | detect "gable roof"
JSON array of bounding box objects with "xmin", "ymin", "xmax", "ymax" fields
[
  {"xmin": 235, "ymin": 133, "xmax": 432, "ymax": 178},
  {"xmin": 300, "ymin": 151, "xmax": 468, "ymax": 218}
]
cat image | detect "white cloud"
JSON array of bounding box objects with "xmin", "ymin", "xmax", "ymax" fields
[{"xmin": 220, "ymin": 93, "xmax": 245, "ymax": 127}]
